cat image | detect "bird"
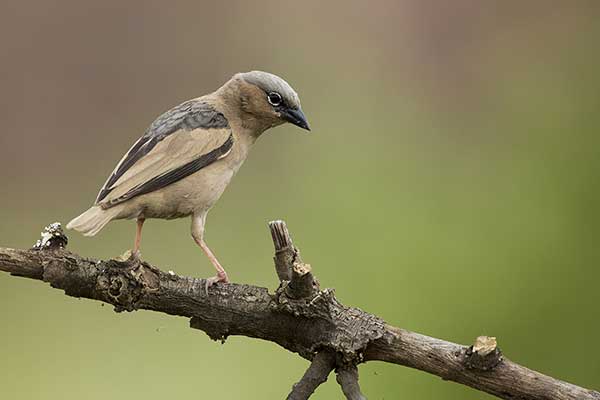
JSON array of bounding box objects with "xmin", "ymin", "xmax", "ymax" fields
[{"xmin": 67, "ymin": 71, "xmax": 310, "ymax": 288}]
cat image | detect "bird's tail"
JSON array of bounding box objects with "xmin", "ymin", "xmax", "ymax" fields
[{"xmin": 66, "ymin": 205, "xmax": 119, "ymax": 237}]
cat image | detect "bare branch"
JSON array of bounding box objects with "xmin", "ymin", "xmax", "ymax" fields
[
  {"xmin": 1, "ymin": 222, "xmax": 599, "ymax": 400},
  {"xmin": 336, "ymin": 365, "xmax": 366, "ymax": 400},
  {"xmin": 287, "ymin": 351, "xmax": 336, "ymax": 400},
  {"xmin": 364, "ymin": 327, "xmax": 600, "ymax": 400}
]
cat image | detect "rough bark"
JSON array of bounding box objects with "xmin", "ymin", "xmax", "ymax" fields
[{"xmin": 0, "ymin": 222, "xmax": 598, "ymax": 400}]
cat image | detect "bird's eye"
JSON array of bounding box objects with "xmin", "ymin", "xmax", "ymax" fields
[{"xmin": 267, "ymin": 92, "xmax": 283, "ymax": 107}]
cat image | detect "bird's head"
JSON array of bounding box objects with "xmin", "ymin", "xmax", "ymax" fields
[{"xmin": 223, "ymin": 71, "xmax": 310, "ymax": 132}]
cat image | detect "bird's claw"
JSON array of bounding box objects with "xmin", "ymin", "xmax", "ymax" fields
[
  {"xmin": 204, "ymin": 272, "xmax": 229, "ymax": 295},
  {"xmin": 116, "ymin": 249, "xmax": 141, "ymax": 263}
]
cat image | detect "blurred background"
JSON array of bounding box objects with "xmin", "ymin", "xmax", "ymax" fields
[{"xmin": 1, "ymin": 1, "xmax": 599, "ymax": 398}]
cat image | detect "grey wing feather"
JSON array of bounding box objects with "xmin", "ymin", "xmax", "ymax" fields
[{"xmin": 96, "ymin": 100, "xmax": 229, "ymax": 204}]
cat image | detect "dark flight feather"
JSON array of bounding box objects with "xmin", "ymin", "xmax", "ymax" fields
[
  {"xmin": 96, "ymin": 101, "xmax": 229, "ymax": 203},
  {"xmin": 100, "ymin": 133, "xmax": 234, "ymax": 209}
]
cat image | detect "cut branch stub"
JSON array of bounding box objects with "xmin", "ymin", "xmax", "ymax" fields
[
  {"xmin": 465, "ymin": 336, "xmax": 503, "ymax": 371},
  {"xmin": 269, "ymin": 220, "xmax": 301, "ymax": 282},
  {"xmin": 286, "ymin": 262, "xmax": 318, "ymax": 299},
  {"xmin": 268, "ymin": 220, "xmax": 386, "ymax": 365}
]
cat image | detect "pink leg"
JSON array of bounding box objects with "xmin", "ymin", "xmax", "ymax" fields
[
  {"xmin": 193, "ymin": 237, "xmax": 230, "ymax": 285},
  {"xmin": 191, "ymin": 212, "xmax": 229, "ymax": 292},
  {"xmin": 133, "ymin": 218, "xmax": 145, "ymax": 256}
]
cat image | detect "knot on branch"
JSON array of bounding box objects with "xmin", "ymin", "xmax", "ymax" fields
[
  {"xmin": 96, "ymin": 256, "xmax": 160, "ymax": 312},
  {"xmin": 275, "ymin": 285, "xmax": 335, "ymax": 320},
  {"xmin": 273, "ymin": 284, "xmax": 386, "ymax": 364},
  {"xmin": 465, "ymin": 336, "xmax": 503, "ymax": 371},
  {"xmin": 329, "ymin": 306, "xmax": 387, "ymax": 365},
  {"xmin": 269, "ymin": 220, "xmax": 387, "ymax": 365}
]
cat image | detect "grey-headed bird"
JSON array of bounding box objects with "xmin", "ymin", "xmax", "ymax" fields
[{"xmin": 67, "ymin": 71, "xmax": 309, "ymax": 287}]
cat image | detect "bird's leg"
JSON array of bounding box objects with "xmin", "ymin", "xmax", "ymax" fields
[
  {"xmin": 191, "ymin": 212, "xmax": 229, "ymax": 292},
  {"xmin": 196, "ymin": 238, "xmax": 229, "ymax": 283},
  {"xmin": 133, "ymin": 217, "xmax": 145, "ymax": 257}
]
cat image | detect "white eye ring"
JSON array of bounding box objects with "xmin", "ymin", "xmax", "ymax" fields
[{"xmin": 267, "ymin": 92, "xmax": 283, "ymax": 106}]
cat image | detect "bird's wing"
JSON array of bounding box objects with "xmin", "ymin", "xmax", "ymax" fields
[{"xmin": 95, "ymin": 99, "xmax": 233, "ymax": 209}]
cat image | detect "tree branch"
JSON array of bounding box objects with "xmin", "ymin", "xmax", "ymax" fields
[
  {"xmin": 287, "ymin": 351, "xmax": 336, "ymax": 400},
  {"xmin": 336, "ymin": 365, "xmax": 366, "ymax": 400},
  {"xmin": 1, "ymin": 222, "xmax": 598, "ymax": 400}
]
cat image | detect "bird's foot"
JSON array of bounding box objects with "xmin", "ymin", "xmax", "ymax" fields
[
  {"xmin": 116, "ymin": 249, "xmax": 142, "ymax": 263},
  {"xmin": 131, "ymin": 249, "xmax": 142, "ymax": 260},
  {"xmin": 204, "ymin": 271, "xmax": 229, "ymax": 295}
]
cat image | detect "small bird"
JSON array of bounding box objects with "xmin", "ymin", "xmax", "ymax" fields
[{"xmin": 67, "ymin": 71, "xmax": 310, "ymax": 287}]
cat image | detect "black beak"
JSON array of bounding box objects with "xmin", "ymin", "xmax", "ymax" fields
[{"xmin": 281, "ymin": 108, "xmax": 310, "ymax": 131}]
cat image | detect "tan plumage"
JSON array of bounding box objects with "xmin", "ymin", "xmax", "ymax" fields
[
  {"xmin": 104, "ymin": 127, "xmax": 231, "ymax": 203},
  {"xmin": 68, "ymin": 71, "xmax": 310, "ymax": 286}
]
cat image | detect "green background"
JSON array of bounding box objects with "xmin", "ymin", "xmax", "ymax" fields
[{"xmin": 1, "ymin": 1, "xmax": 599, "ymax": 398}]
